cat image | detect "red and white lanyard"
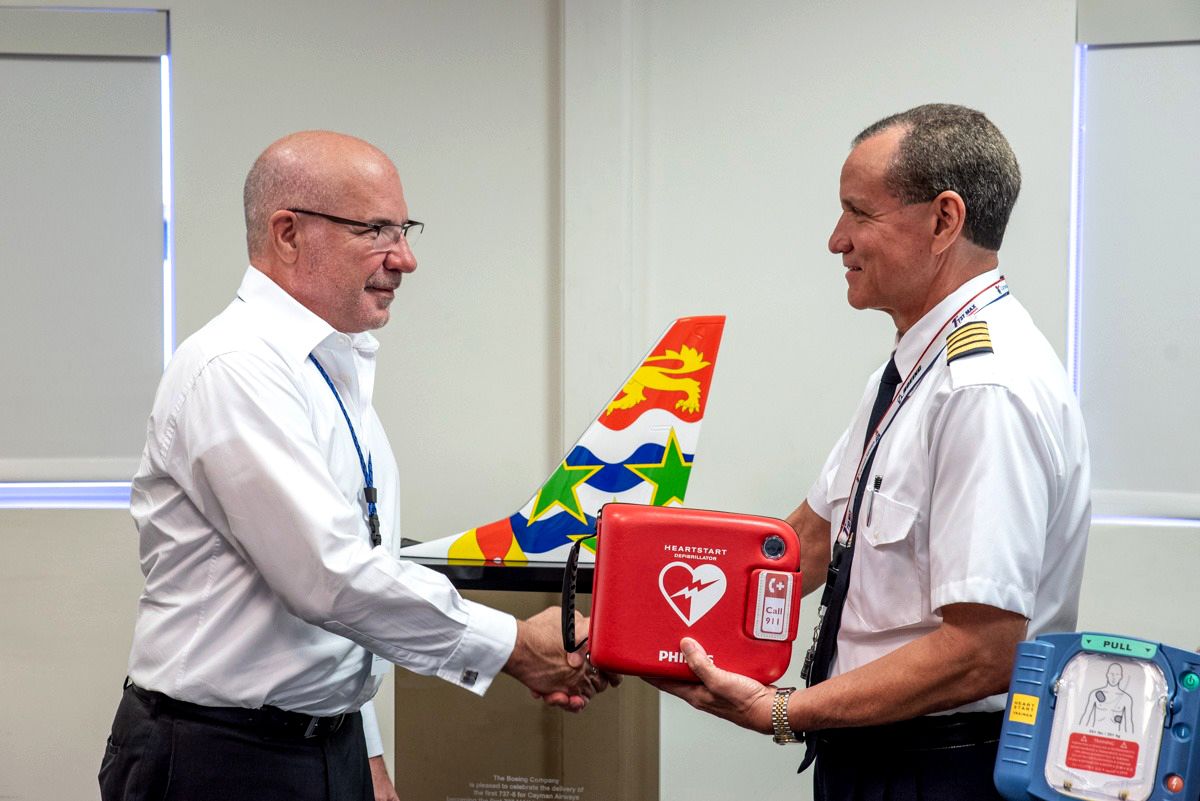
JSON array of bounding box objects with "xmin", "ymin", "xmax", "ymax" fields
[{"xmin": 835, "ymin": 276, "xmax": 1010, "ymax": 546}]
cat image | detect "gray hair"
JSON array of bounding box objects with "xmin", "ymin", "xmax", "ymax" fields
[
  {"xmin": 242, "ymin": 136, "xmax": 337, "ymax": 258},
  {"xmin": 854, "ymin": 104, "xmax": 1021, "ymax": 251}
]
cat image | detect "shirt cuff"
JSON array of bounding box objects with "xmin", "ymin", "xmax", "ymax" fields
[
  {"xmin": 931, "ymin": 577, "xmax": 1034, "ymax": 618},
  {"xmin": 361, "ymin": 699, "xmax": 383, "ymax": 757},
  {"xmin": 434, "ymin": 601, "xmax": 517, "ymax": 696},
  {"xmin": 806, "ymin": 480, "xmax": 832, "ymax": 521}
]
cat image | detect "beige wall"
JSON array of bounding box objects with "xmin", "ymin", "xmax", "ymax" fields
[
  {"xmin": 0, "ymin": 2, "xmax": 560, "ymax": 799},
  {"xmin": 3, "ymin": 1, "xmax": 1198, "ymax": 800},
  {"xmin": 0, "ymin": 512, "xmax": 143, "ymax": 799},
  {"xmin": 593, "ymin": 3, "xmax": 1079, "ymax": 798}
]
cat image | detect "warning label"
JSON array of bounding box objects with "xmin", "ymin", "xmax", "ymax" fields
[{"xmin": 1065, "ymin": 732, "xmax": 1139, "ymax": 778}]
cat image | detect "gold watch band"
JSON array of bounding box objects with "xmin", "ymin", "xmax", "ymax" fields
[{"xmin": 771, "ymin": 687, "xmax": 800, "ymax": 745}]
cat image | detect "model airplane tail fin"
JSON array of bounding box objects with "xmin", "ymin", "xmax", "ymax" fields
[{"xmin": 397, "ymin": 315, "xmax": 726, "ymax": 564}]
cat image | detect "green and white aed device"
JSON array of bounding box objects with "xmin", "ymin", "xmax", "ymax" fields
[{"xmin": 996, "ymin": 632, "xmax": 1200, "ymax": 801}]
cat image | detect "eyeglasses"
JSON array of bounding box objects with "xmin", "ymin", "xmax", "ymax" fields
[{"xmin": 288, "ymin": 208, "xmax": 423, "ymax": 252}]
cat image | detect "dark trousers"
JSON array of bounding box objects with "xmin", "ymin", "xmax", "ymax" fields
[
  {"xmin": 99, "ymin": 684, "xmax": 372, "ymax": 801},
  {"xmin": 812, "ymin": 712, "xmax": 1005, "ymax": 801}
]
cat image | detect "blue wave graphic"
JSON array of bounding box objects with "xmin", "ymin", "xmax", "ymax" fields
[
  {"xmin": 563, "ymin": 444, "xmax": 694, "ymax": 493},
  {"xmin": 510, "ymin": 511, "xmax": 597, "ymax": 553}
]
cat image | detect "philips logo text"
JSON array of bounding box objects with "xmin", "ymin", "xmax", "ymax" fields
[{"xmin": 658, "ymin": 649, "xmax": 715, "ymax": 664}]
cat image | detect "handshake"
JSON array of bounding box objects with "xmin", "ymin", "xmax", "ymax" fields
[{"xmin": 501, "ymin": 607, "xmax": 620, "ymax": 711}]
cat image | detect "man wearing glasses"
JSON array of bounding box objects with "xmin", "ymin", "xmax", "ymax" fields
[{"xmin": 100, "ymin": 131, "xmax": 606, "ymax": 801}]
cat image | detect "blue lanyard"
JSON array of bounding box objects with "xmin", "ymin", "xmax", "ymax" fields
[{"xmin": 308, "ymin": 354, "xmax": 381, "ymax": 547}]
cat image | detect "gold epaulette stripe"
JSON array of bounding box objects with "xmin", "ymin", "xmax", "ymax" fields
[
  {"xmin": 948, "ymin": 321, "xmax": 988, "ymax": 340},
  {"xmin": 947, "ymin": 344, "xmax": 993, "ymax": 362},
  {"xmin": 948, "ymin": 330, "xmax": 991, "ymax": 346},
  {"xmin": 947, "ymin": 323, "xmax": 990, "ymax": 346},
  {"xmin": 948, "ymin": 334, "xmax": 992, "ymax": 353},
  {"xmin": 946, "ymin": 321, "xmax": 993, "ymax": 363},
  {"xmin": 947, "ymin": 333, "xmax": 992, "ymax": 355}
]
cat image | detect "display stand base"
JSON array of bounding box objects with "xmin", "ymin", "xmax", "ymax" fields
[{"xmin": 395, "ymin": 590, "xmax": 659, "ymax": 801}]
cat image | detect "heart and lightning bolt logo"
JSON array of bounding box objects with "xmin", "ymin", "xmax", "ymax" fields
[{"xmin": 658, "ymin": 562, "xmax": 727, "ymax": 626}]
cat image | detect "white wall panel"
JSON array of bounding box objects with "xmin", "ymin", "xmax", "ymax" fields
[
  {"xmin": 1078, "ymin": 523, "xmax": 1200, "ymax": 651},
  {"xmin": 1078, "ymin": 42, "xmax": 1200, "ymax": 519},
  {"xmin": 0, "ymin": 33, "xmax": 165, "ymax": 483},
  {"xmin": 0, "ymin": 7, "xmax": 166, "ymax": 56},
  {"xmin": 1078, "ymin": 0, "xmax": 1200, "ymax": 45}
]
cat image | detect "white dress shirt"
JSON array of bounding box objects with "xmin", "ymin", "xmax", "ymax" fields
[
  {"xmin": 807, "ymin": 269, "xmax": 1091, "ymax": 713},
  {"xmin": 128, "ymin": 266, "xmax": 517, "ymax": 746}
]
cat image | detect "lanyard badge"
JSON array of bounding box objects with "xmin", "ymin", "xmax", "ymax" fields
[
  {"xmin": 309, "ymin": 354, "xmax": 382, "ymax": 547},
  {"xmin": 835, "ymin": 277, "xmax": 1009, "ymax": 547},
  {"xmin": 800, "ymin": 277, "xmax": 1010, "ymax": 684}
]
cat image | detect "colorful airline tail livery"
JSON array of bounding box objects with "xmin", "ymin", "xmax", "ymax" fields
[{"xmin": 396, "ymin": 315, "xmax": 726, "ymax": 564}]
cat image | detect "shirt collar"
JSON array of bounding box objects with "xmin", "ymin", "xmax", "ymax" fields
[
  {"xmin": 235, "ymin": 266, "xmax": 380, "ymax": 365},
  {"xmin": 892, "ymin": 268, "xmax": 1003, "ymax": 379}
]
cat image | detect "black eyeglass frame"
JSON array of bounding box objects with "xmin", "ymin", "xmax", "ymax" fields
[{"xmin": 287, "ymin": 208, "xmax": 423, "ymax": 243}]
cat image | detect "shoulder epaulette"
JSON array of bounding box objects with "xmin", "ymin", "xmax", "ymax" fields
[{"xmin": 946, "ymin": 320, "xmax": 993, "ymax": 364}]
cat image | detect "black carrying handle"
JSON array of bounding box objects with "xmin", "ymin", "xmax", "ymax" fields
[{"xmin": 560, "ymin": 537, "xmax": 589, "ymax": 653}]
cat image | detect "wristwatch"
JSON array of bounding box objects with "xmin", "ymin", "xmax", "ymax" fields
[{"xmin": 771, "ymin": 687, "xmax": 800, "ymax": 745}]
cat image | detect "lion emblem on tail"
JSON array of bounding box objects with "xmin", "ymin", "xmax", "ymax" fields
[{"xmin": 606, "ymin": 345, "xmax": 710, "ymax": 415}]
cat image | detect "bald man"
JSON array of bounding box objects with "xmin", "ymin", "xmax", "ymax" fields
[{"xmin": 99, "ymin": 132, "xmax": 606, "ymax": 801}]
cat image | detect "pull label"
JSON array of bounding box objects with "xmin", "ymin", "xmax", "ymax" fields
[{"xmin": 1081, "ymin": 635, "xmax": 1157, "ymax": 660}]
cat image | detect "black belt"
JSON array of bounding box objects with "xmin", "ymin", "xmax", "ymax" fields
[
  {"xmin": 812, "ymin": 710, "xmax": 1003, "ymax": 753},
  {"xmin": 127, "ymin": 682, "xmax": 353, "ymax": 741}
]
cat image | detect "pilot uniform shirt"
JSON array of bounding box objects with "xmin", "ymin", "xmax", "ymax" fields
[
  {"xmin": 127, "ymin": 265, "xmax": 516, "ymax": 750},
  {"xmin": 806, "ymin": 269, "xmax": 1091, "ymax": 714}
]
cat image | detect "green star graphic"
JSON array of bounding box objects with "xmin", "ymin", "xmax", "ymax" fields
[
  {"xmin": 627, "ymin": 429, "xmax": 693, "ymax": 507},
  {"xmin": 529, "ymin": 460, "xmax": 603, "ymax": 524}
]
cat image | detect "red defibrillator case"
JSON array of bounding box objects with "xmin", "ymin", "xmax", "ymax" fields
[{"xmin": 572, "ymin": 504, "xmax": 802, "ymax": 683}]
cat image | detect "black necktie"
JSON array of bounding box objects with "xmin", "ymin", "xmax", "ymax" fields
[
  {"xmin": 860, "ymin": 356, "xmax": 903, "ymax": 452},
  {"xmin": 797, "ymin": 356, "xmax": 901, "ymax": 771}
]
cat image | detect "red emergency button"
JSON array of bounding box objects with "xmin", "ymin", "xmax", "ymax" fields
[{"xmin": 1165, "ymin": 774, "xmax": 1184, "ymax": 793}]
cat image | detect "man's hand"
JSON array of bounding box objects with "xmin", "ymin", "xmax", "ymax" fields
[
  {"xmin": 646, "ymin": 637, "xmax": 775, "ymax": 734},
  {"xmin": 502, "ymin": 606, "xmax": 616, "ymax": 711},
  {"xmin": 369, "ymin": 755, "xmax": 400, "ymax": 801}
]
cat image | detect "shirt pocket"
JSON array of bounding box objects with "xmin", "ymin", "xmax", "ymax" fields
[{"xmin": 845, "ymin": 491, "xmax": 923, "ymax": 632}]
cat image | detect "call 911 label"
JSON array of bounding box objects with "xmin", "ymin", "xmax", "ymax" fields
[{"xmin": 752, "ymin": 571, "xmax": 792, "ymax": 641}]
